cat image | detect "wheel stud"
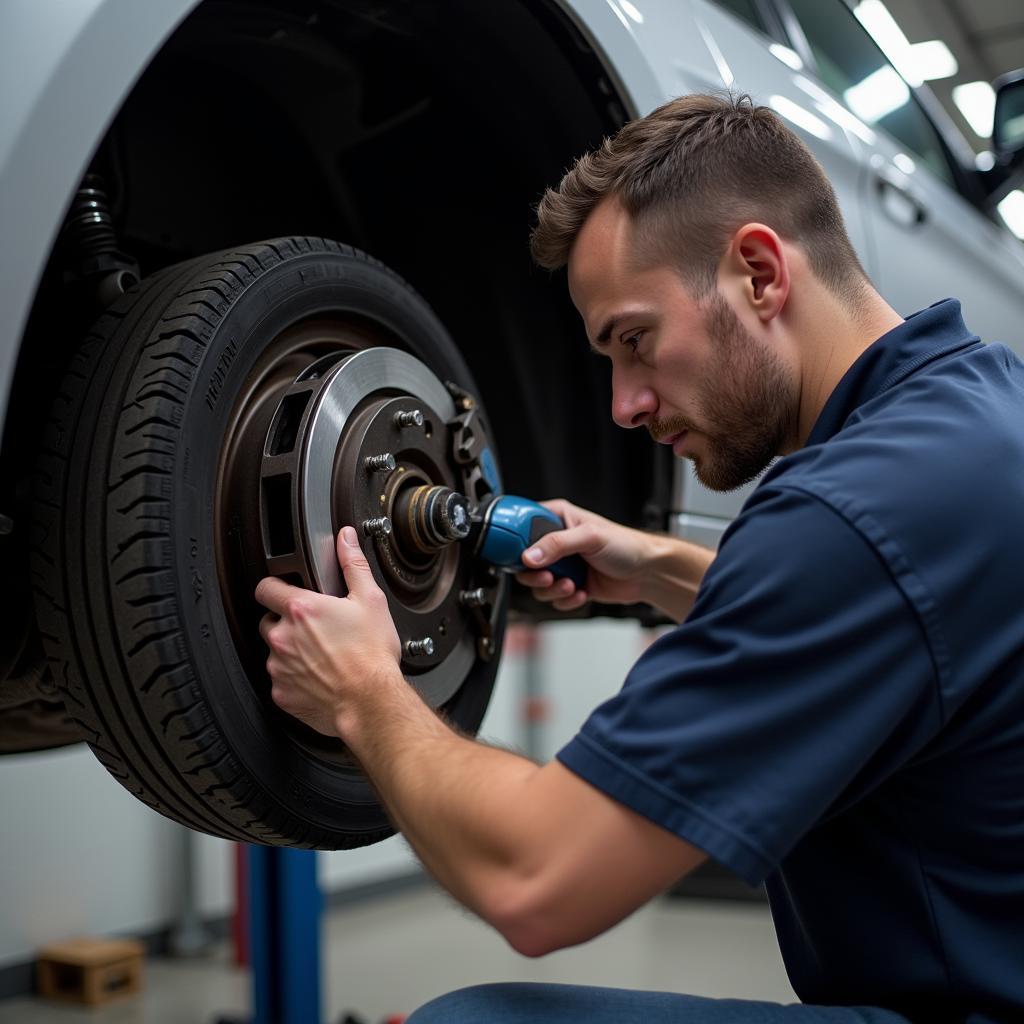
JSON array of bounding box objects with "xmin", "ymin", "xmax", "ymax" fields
[
  {"xmin": 364, "ymin": 453, "xmax": 397, "ymax": 473},
  {"xmin": 394, "ymin": 409, "xmax": 424, "ymax": 429},
  {"xmin": 459, "ymin": 588, "xmax": 488, "ymax": 608},
  {"xmin": 362, "ymin": 516, "xmax": 393, "ymax": 538},
  {"xmin": 404, "ymin": 637, "xmax": 435, "ymax": 658}
]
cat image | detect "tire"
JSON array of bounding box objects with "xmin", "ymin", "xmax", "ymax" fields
[{"xmin": 32, "ymin": 237, "xmax": 505, "ymax": 847}]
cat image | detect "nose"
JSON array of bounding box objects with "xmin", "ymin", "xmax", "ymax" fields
[{"xmin": 611, "ymin": 371, "xmax": 657, "ymax": 429}]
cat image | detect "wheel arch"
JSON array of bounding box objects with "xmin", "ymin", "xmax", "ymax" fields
[{"xmin": 2, "ymin": 0, "xmax": 673, "ymax": 706}]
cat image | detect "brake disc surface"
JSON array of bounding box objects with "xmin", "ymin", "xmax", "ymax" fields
[{"xmin": 256, "ymin": 347, "xmax": 500, "ymax": 708}]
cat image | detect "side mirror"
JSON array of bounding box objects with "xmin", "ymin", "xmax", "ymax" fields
[{"xmin": 993, "ymin": 70, "xmax": 1024, "ymax": 160}]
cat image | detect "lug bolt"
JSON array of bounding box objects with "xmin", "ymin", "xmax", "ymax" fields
[
  {"xmin": 364, "ymin": 452, "xmax": 397, "ymax": 473},
  {"xmin": 362, "ymin": 516, "xmax": 392, "ymax": 538},
  {"xmin": 394, "ymin": 409, "xmax": 425, "ymax": 429},
  {"xmin": 459, "ymin": 588, "xmax": 488, "ymax": 608},
  {"xmin": 405, "ymin": 637, "xmax": 435, "ymax": 658}
]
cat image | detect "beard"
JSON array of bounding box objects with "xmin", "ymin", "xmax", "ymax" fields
[{"xmin": 649, "ymin": 293, "xmax": 796, "ymax": 492}]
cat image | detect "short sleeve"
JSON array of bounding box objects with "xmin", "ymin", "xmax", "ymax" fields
[{"xmin": 556, "ymin": 485, "xmax": 941, "ymax": 885}]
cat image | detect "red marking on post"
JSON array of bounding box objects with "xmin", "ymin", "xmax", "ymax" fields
[{"xmin": 523, "ymin": 696, "xmax": 551, "ymax": 723}]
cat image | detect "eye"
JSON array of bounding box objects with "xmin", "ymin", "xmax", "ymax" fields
[{"xmin": 620, "ymin": 330, "xmax": 644, "ymax": 353}]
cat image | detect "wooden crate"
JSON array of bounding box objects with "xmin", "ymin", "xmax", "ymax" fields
[{"xmin": 36, "ymin": 937, "xmax": 145, "ymax": 1007}]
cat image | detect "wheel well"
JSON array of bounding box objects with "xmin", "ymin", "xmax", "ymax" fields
[{"xmin": 3, "ymin": 0, "xmax": 671, "ymax": 681}]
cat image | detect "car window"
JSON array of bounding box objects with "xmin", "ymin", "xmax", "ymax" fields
[
  {"xmin": 785, "ymin": 0, "xmax": 956, "ymax": 188},
  {"xmin": 711, "ymin": 0, "xmax": 771, "ymax": 36}
]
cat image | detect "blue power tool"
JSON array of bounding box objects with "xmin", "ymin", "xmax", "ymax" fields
[
  {"xmin": 473, "ymin": 495, "xmax": 588, "ymax": 589},
  {"xmin": 390, "ymin": 485, "xmax": 589, "ymax": 590}
]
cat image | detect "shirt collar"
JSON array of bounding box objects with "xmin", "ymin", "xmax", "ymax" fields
[{"xmin": 806, "ymin": 298, "xmax": 980, "ymax": 447}]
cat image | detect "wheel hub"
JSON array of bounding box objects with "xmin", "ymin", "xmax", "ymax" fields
[{"xmin": 221, "ymin": 342, "xmax": 502, "ymax": 711}]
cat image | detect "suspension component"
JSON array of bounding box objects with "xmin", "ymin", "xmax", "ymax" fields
[{"xmin": 60, "ymin": 173, "xmax": 140, "ymax": 308}]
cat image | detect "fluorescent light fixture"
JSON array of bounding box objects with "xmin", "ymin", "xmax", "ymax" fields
[
  {"xmin": 908, "ymin": 40, "xmax": 957, "ymax": 81},
  {"xmin": 769, "ymin": 96, "xmax": 832, "ymax": 140},
  {"xmin": 854, "ymin": 0, "xmax": 920, "ymax": 86},
  {"xmin": 997, "ymin": 190, "xmax": 1024, "ymax": 239},
  {"xmin": 620, "ymin": 0, "xmax": 644, "ymax": 23},
  {"xmin": 769, "ymin": 43, "xmax": 803, "ymax": 71},
  {"xmin": 975, "ymin": 150, "xmax": 996, "ymax": 172},
  {"xmin": 953, "ymin": 81, "xmax": 996, "ymax": 139},
  {"xmin": 844, "ymin": 66, "xmax": 910, "ymax": 124}
]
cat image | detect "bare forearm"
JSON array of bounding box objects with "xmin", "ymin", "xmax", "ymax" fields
[
  {"xmin": 643, "ymin": 534, "xmax": 715, "ymax": 621},
  {"xmin": 338, "ymin": 672, "xmax": 544, "ymax": 924},
  {"xmin": 336, "ymin": 667, "xmax": 707, "ymax": 956}
]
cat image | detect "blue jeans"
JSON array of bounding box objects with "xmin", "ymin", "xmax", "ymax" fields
[{"xmin": 405, "ymin": 983, "xmax": 912, "ymax": 1023}]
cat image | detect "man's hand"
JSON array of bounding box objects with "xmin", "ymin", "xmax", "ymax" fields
[
  {"xmin": 515, "ymin": 500, "xmax": 656, "ymax": 610},
  {"xmin": 255, "ymin": 525, "xmax": 402, "ymax": 738},
  {"xmin": 515, "ymin": 499, "xmax": 715, "ymax": 622}
]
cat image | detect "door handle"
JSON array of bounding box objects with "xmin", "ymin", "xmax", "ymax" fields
[{"xmin": 874, "ymin": 168, "xmax": 928, "ymax": 227}]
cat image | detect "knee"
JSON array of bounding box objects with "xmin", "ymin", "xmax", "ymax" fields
[{"xmin": 405, "ymin": 983, "xmax": 533, "ymax": 1024}]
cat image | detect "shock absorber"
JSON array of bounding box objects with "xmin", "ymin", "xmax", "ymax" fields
[{"xmin": 61, "ymin": 173, "xmax": 140, "ymax": 309}]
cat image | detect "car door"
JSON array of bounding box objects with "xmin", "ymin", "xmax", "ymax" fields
[
  {"xmin": 674, "ymin": 0, "xmax": 881, "ymax": 540},
  {"xmin": 781, "ymin": 0, "xmax": 1024, "ymax": 354}
]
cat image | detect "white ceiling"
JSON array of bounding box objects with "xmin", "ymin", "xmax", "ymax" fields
[{"xmin": 885, "ymin": 0, "xmax": 1024, "ymax": 150}]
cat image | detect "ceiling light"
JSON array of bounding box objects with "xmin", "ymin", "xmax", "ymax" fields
[
  {"xmin": 953, "ymin": 81, "xmax": 996, "ymax": 139},
  {"xmin": 908, "ymin": 40, "xmax": 957, "ymax": 81},
  {"xmin": 854, "ymin": 1, "xmax": 920, "ymax": 86},
  {"xmin": 844, "ymin": 66, "xmax": 910, "ymax": 124},
  {"xmin": 997, "ymin": 190, "xmax": 1024, "ymax": 239}
]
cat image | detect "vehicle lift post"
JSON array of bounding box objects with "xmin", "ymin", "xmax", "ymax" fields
[{"xmin": 221, "ymin": 844, "xmax": 323, "ymax": 1024}]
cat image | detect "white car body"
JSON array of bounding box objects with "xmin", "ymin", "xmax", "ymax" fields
[{"xmin": 2, "ymin": 0, "xmax": 1022, "ymax": 544}]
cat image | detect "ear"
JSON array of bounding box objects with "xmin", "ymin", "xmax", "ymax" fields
[{"xmin": 721, "ymin": 223, "xmax": 789, "ymax": 323}]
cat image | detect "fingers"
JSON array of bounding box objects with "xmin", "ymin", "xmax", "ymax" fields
[
  {"xmin": 522, "ymin": 522, "xmax": 600, "ymax": 570},
  {"xmin": 258, "ymin": 613, "xmax": 275, "ymax": 644},
  {"xmin": 255, "ymin": 575, "xmax": 300, "ymax": 614},
  {"xmin": 552, "ymin": 590, "xmax": 589, "ymax": 612},
  {"xmin": 538, "ymin": 498, "xmax": 575, "ymax": 520},
  {"xmin": 514, "ymin": 570, "xmax": 587, "ymax": 608},
  {"xmin": 335, "ymin": 526, "xmax": 380, "ymax": 599}
]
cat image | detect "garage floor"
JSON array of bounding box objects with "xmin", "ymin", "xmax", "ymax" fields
[{"xmin": 0, "ymin": 885, "xmax": 795, "ymax": 1022}]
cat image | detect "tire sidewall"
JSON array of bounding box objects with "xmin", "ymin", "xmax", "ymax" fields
[{"xmin": 147, "ymin": 248, "xmax": 502, "ymax": 840}]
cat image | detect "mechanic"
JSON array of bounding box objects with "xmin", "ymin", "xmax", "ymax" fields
[{"xmin": 254, "ymin": 93, "xmax": 1024, "ymax": 1023}]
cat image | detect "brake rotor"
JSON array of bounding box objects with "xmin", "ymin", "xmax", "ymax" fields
[{"xmin": 253, "ymin": 347, "xmax": 500, "ymax": 708}]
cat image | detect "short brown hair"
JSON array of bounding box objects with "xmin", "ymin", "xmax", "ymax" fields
[{"xmin": 531, "ymin": 93, "xmax": 867, "ymax": 303}]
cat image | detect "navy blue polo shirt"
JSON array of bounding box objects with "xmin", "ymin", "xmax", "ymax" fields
[{"xmin": 558, "ymin": 300, "xmax": 1024, "ymax": 1023}]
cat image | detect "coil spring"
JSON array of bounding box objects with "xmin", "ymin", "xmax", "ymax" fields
[{"xmin": 62, "ymin": 174, "xmax": 119, "ymax": 262}]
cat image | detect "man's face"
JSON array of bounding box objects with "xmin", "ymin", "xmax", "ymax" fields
[{"xmin": 567, "ymin": 198, "xmax": 796, "ymax": 492}]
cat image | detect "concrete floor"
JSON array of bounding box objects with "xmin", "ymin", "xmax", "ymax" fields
[{"xmin": 0, "ymin": 886, "xmax": 796, "ymax": 1022}]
